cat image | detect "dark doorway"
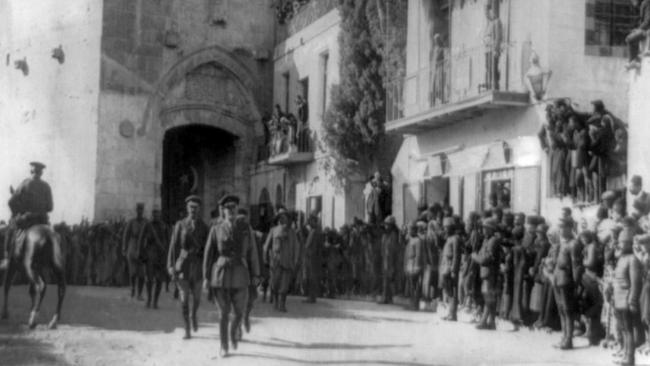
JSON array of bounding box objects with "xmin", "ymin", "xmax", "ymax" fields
[{"xmin": 162, "ymin": 124, "xmax": 237, "ymax": 224}]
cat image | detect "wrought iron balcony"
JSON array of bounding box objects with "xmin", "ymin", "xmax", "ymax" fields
[
  {"xmin": 266, "ymin": 127, "xmax": 315, "ymax": 166},
  {"xmin": 386, "ymin": 45, "xmax": 529, "ymax": 134}
]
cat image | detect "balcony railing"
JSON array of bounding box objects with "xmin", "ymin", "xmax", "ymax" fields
[
  {"xmin": 386, "ymin": 44, "xmax": 529, "ymax": 132},
  {"xmin": 264, "ymin": 127, "xmax": 315, "ymax": 165}
]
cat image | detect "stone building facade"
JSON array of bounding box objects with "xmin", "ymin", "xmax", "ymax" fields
[
  {"xmin": 389, "ymin": 0, "xmax": 631, "ymax": 226},
  {"xmin": 0, "ymin": 0, "xmax": 277, "ymax": 222}
]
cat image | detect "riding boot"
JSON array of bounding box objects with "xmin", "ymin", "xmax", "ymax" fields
[
  {"xmin": 153, "ymin": 281, "xmax": 162, "ymax": 309},
  {"xmin": 182, "ymin": 303, "xmax": 191, "ymax": 339},
  {"xmin": 137, "ymin": 277, "xmax": 145, "ymax": 300},
  {"xmin": 145, "ymin": 280, "xmax": 153, "ymax": 308},
  {"xmin": 279, "ymin": 294, "xmax": 287, "ymax": 312}
]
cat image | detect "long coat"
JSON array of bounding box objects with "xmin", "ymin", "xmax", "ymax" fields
[
  {"xmin": 303, "ymin": 226, "xmax": 325, "ymax": 280},
  {"xmin": 510, "ymin": 231, "xmax": 536, "ymax": 322},
  {"xmin": 473, "ymin": 235, "xmax": 501, "ymax": 302},
  {"xmin": 203, "ymin": 216, "xmax": 260, "ymax": 289},
  {"xmin": 381, "ymin": 227, "xmax": 400, "ymax": 279},
  {"xmin": 263, "ymin": 225, "xmax": 299, "ymax": 271},
  {"xmin": 167, "ymin": 217, "xmax": 209, "ymax": 282}
]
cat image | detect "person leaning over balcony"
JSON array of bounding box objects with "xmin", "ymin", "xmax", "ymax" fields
[{"xmin": 626, "ymin": 0, "xmax": 650, "ymax": 67}]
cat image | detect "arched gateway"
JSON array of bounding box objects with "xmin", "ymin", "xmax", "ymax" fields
[{"xmin": 142, "ymin": 46, "xmax": 262, "ymax": 222}]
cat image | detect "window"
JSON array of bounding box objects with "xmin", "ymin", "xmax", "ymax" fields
[
  {"xmin": 283, "ymin": 72, "xmax": 291, "ymax": 112},
  {"xmin": 320, "ymin": 52, "xmax": 329, "ymax": 114},
  {"xmin": 585, "ymin": 0, "xmax": 636, "ymax": 57},
  {"xmin": 482, "ymin": 169, "xmax": 513, "ymax": 211}
]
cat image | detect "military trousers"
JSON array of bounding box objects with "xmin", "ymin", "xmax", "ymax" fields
[{"xmin": 214, "ymin": 287, "xmax": 248, "ymax": 350}]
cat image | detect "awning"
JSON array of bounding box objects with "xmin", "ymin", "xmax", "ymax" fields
[
  {"xmin": 446, "ymin": 145, "xmax": 488, "ymax": 176},
  {"xmin": 426, "ymin": 155, "xmax": 443, "ymax": 178}
]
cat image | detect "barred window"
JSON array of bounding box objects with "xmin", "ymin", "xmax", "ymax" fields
[{"xmin": 585, "ymin": 0, "xmax": 636, "ymax": 57}]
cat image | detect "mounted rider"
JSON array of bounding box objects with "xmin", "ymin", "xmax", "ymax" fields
[{"xmin": 0, "ymin": 162, "xmax": 53, "ymax": 269}]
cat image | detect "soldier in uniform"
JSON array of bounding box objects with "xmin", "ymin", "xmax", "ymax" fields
[
  {"xmin": 263, "ymin": 208, "xmax": 299, "ymax": 312},
  {"xmin": 122, "ymin": 203, "xmax": 148, "ymax": 300},
  {"xmin": 404, "ymin": 222, "xmax": 424, "ymax": 310},
  {"xmin": 614, "ymin": 226, "xmax": 643, "ymax": 366},
  {"xmin": 303, "ymin": 213, "xmax": 324, "ymax": 303},
  {"xmin": 378, "ymin": 216, "xmax": 400, "ymax": 304},
  {"xmin": 138, "ymin": 207, "xmax": 170, "ymax": 309},
  {"xmin": 551, "ymin": 217, "xmax": 578, "ymax": 350},
  {"xmin": 1, "ymin": 162, "xmax": 53, "ymax": 270},
  {"xmin": 167, "ymin": 195, "xmax": 209, "ymax": 340},
  {"xmin": 472, "ymin": 218, "xmax": 501, "ymax": 330},
  {"xmin": 203, "ymin": 195, "xmax": 260, "ymax": 357},
  {"xmin": 440, "ymin": 217, "xmax": 462, "ymax": 321}
]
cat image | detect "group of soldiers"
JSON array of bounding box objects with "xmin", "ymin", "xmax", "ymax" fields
[
  {"xmin": 538, "ymin": 99, "xmax": 627, "ymax": 202},
  {"xmin": 395, "ymin": 175, "xmax": 650, "ymax": 366}
]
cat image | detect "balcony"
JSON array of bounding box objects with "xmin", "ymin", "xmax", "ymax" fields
[
  {"xmin": 266, "ymin": 128, "xmax": 315, "ymax": 166},
  {"xmin": 386, "ymin": 45, "xmax": 529, "ymax": 134}
]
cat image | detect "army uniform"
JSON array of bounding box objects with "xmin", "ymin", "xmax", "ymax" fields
[
  {"xmin": 551, "ymin": 225, "xmax": 577, "ymax": 350},
  {"xmin": 138, "ymin": 212, "xmax": 170, "ymax": 308},
  {"xmin": 263, "ymin": 210, "xmax": 298, "ymax": 312},
  {"xmin": 2, "ymin": 162, "xmax": 53, "ymax": 269},
  {"xmin": 122, "ymin": 209, "xmax": 148, "ymax": 300},
  {"xmin": 404, "ymin": 224, "xmax": 424, "ymax": 311},
  {"xmin": 204, "ymin": 199, "xmax": 260, "ymax": 356},
  {"xmin": 473, "ymin": 219, "xmax": 501, "ymax": 330},
  {"xmin": 440, "ymin": 218, "xmax": 462, "ymax": 320},
  {"xmin": 167, "ymin": 196, "xmax": 209, "ymax": 339},
  {"xmin": 379, "ymin": 217, "xmax": 400, "ymax": 304},
  {"xmin": 303, "ymin": 218, "xmax": 324, "ymax": 303}
]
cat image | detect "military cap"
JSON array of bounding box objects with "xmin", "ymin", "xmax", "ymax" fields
[
  {"xmin": 536, "ymin": 223, "xmax": 549, "ymax": 233},
  {"xmin": 29, "ymin": 161, "xmax": 46, "ymax": 170},
  {"xmin": 526, "ymin": 215, "xmax": 542, "ymax": 225},
  {"xmin": 274, "ymin": 207, "xmax": 289, "ymax": 220},
  {"xmin": 591, "ymin": 99, "xmax": 605, "ymax": 110},
  {"xmin": 185, "ymin": 195, "xmax": 202, "ymax": 205},
  {"xmin": 384, "ymin": 215, "xmax": 396, "ymax": 225},
  {"xmin": 218, "ymin": 194, "xmax": 240, "ymax": 207},
  {"xmin": 601, "ymin": 190, "xmax": 616, "ymax": 201},
  {"xmin": 482, "ymin": 218, "xmax": 498, "ymax": 230}
]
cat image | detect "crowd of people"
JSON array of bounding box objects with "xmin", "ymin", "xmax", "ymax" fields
[
  {"xmin": 262, "ymin": 100, "xmax": 311, "ymax": 158},
  {"xmin": 538, "ymin": 99, "xmax": 627, "ymax": 203}
]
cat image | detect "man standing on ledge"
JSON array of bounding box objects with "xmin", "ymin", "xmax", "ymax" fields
[
  {"xmin": 123, "ymin": 203, "xmax": 148, "ymax": 300},
  {"xmin": 1, "ymin": 161, "xmax": 53, "ymax": 270},
  {"xmin": 168, "ymin": 195, "xmax": 209, "ymax": 340}
]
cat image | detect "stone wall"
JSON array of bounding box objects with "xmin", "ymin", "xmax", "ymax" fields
[
  {"xmin": 0, "ymin": 0, "xmax": 103, "ymax": 223},
  {"xmin": 95, "ymin": 0, "xmax": 277, "ymax": 220}
]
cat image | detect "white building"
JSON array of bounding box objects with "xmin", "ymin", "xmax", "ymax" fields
[{"xmin": 389, "ymin": 0, "xmax": 631, "ymax": 225}]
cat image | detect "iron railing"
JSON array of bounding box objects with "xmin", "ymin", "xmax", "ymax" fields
[{"xmin": 386, "ymin": 44, "xmax": 515, "ymax": 123}]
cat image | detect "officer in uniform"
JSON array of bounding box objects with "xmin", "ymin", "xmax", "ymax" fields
[
  {"xmin": 472, "ymin": 218, "xmax": 502, "ymax": 330},
  {"xmin": 138, "ymin": 206, "xmax": 171, "ymax": 309},
  {"xmin": 551, "ymin": 217, "xmax": 578, "ymax": 350},
  {"xmin": 263, "ymin": 208, "xmax": 298, "ymax": 312},
  {"xmin": 122, "ymin": 203, "xmax": 148, "ymax": 300},
  {"xmin": 167, "ymin": 195, "xmax": 209, "ymax": 340},
  {"xmin": 440, "ymin": 217, "xmax": 463, "ymax": 320},
  {"xmin": 1, "ymin": 162, "xmax": 53, "ymax": 269},
  {"xmin": 203, "ymin": 195, "xmax": 260, "ymax": 357}
]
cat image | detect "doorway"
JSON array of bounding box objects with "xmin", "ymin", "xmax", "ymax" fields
[{"xmin": 161, "ymin": 124, "xmax": 237, "ymax": 224}]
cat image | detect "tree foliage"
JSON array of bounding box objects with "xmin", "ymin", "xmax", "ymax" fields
[{"xmin": 321, "ymin": 0, "xmax": 407, "ymax": 189}]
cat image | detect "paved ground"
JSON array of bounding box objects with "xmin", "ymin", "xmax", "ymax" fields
[{"xmin": 0, "ymin": 285, "xmax": 648, "ymax": 366}]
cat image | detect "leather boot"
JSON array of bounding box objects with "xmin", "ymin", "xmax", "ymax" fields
[
  {"xmin": 279, "ymin": 294, "xmax": 287, "ymax": 312},
  {"xmin": 182, "ymin": 304, "xmax": 191, "ymax": 339}
]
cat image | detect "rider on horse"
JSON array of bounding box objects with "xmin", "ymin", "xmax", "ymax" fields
[{"xmin": 0, "ymin": 161, "xmax": 53, "ymax": 269}]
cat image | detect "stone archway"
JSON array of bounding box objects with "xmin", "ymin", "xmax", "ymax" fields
[{"xmin": 143, "ymin": 47, "xmax": 262, "ymax": 220}]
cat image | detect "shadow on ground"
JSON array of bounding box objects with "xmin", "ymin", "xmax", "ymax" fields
[
  {"xmin": 0, "ymin": 322, "xmax": 70, "ymax": 365},
  {"xmin": 232, "ymin": 351, "xmax": 438, "ymax": 366}
]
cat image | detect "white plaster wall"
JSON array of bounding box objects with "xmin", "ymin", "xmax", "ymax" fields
[
  {"xmin": 628, "ymin": 59, "xmax": 650, "ymax": 198},
  {"xmin": 0, "ymin": 0, "xmax": 102, "ymax": 223}
]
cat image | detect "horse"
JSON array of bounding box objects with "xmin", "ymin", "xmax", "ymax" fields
[{"xmin": 1, "ymin": 222, "xmax": 66, "ymax": 329}]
